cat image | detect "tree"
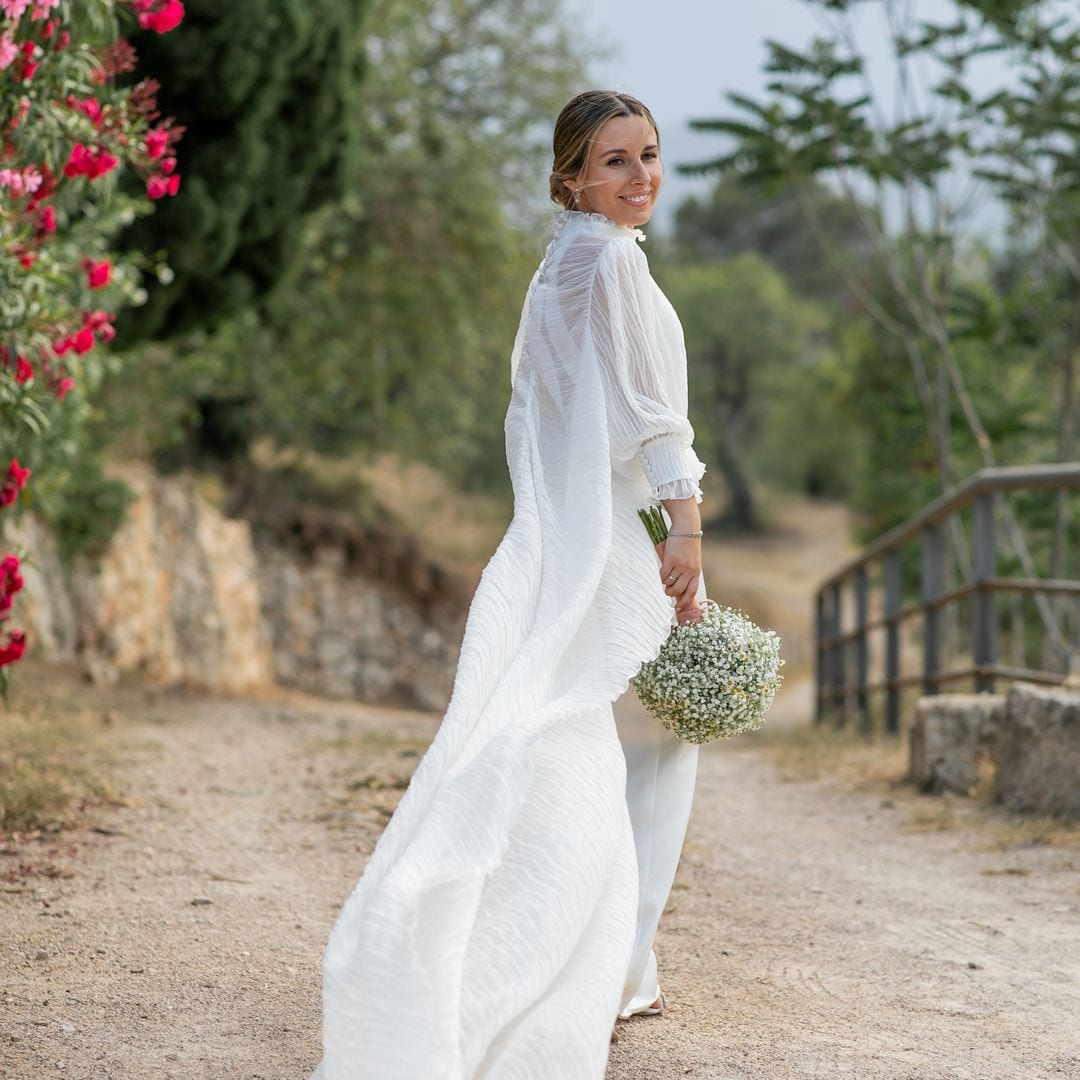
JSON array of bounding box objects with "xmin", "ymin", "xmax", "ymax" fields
[
  {"xmin": 110, "ymin": 0, "xmax": 592, "ymax": 487},
  {"xmin": 683, "ymin": 0, "xmax": 1080, "ymax": 651},
  {"xmin": 656, "ymin": 254, "xmax": 827, "ymax": 527},
  {"xmin": 673, "ymin": 175, "xmax": 872, "ymax": 305},
  {"xmin": 119, "ymin": 0, "xmax": 370, "ymax": 337}
]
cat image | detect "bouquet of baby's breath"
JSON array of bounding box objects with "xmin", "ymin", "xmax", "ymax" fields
[{"xmin": 634, "ymin": 506, "xmax": 783, "ymax": 743}]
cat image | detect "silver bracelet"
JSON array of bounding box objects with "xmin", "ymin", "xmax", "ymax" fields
[{"xmin": 666, "ymin": 530, "xmax": 704, "ymax": 538}]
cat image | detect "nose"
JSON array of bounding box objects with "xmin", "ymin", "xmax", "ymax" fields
[{"xmin": 629, "ymin": 158, "xmax": 649, "ymax": 185}]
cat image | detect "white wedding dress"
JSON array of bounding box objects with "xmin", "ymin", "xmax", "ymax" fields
[{"xmin": 313, "ymin": 210, "xmax": 707, "ymax": 1080}]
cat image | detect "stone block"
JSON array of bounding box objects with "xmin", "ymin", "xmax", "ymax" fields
[
  {"xmin": 909, "ymin": 693, "xmax": 1005, "ymax": 795},
  {"xmin": 994, "ymin": 683, "xmax": 1080, "ymax": 820}
]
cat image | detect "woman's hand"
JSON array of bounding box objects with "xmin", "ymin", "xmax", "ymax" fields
[
  {"xmin": 657, "ymin": 495, "xmax": 703, "ymax": 622},
  {"xmin": 655, "ymin": 534, "xmax": 701, "ymax": 620}
]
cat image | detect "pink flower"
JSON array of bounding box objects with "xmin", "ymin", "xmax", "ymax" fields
[
  {"xmin": 55, "ymin": 376, "xmax": 75, "ymax": 399},
  {"xmin": 137, "ymin": 0, "xmax": 184, "ymax": 33},
  {"xmin": 0, "ymin": 0, "xmax": 30, "ymax": 20},
  {"xmin": 30, "ymin": 0, "xmax": 59, "ymax": 18},
  {"xmin": 84, "ymin": 259, "xmax": 111, "ymax": 289},
  {"xmin": 145, "ymin": 128, "xmax": 168, "ymax": 159},
  {"xmin": 0, "ymin": 32, "xmax": 16, "ymax": 71}
]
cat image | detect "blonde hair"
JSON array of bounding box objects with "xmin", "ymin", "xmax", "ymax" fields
[{"xmin": 548, "ymin": 90, "xmax": 660, "ymax": 211}]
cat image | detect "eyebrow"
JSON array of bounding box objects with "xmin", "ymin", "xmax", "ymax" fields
[{"xmin": 600, "ymin": 144, "xmax": 659, "ymax": 158}]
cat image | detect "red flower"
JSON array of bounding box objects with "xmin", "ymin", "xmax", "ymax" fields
[
  {"xmin": 145, "ymin": 129, "xmax": 168, "ymax": 159},
  {"xmin": 38, "ymin": 204, "xmax": 55, "ymax": 232},
  {"xmin": 84, "ymin": 258, "xmax": 111, "ymax": 288},
  {"xmin": 0, "ymin": 631, "xmax": 27, "ymax": 667},
  {"xmin": 55, "ymin": 376, "xmax": 75, "ymax": 399},
  {"xmin": 63, "ymin": 143, "xmax": 119, "ymax": 180},
  {"xmin": 15, "ymin": 355, "xmax": 32, "ymax": 383},
  {"xmin": 87, "ymin": 310, "xmax": 116, "ymax": 343},
  {"xmin": 67, "ymin": 95, "xmax": 103, "ymax": 126},
  {"xmin": 0, "ymin": 459, "xmax": 30, "ymax": 509},
  {"xmin": 137, "ymin": 0, "xmax": 184, "ymax": 33},
  {"xmin": 147, "ymin": 173, "xmax": 181, "ymax": 199}
]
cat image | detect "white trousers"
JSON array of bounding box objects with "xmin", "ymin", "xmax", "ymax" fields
[{"xmin": 613, "ymin": 686, "xmax": 699, "ymax": 1017}]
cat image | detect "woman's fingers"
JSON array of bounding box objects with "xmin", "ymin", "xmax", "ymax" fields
[
  {"xmin": 676, "ymin": 598, "xmax": 704, "ymax": 625},
  {"xmin": 674, "ymin": 576, "xmax": 701, "ymax": 606}
]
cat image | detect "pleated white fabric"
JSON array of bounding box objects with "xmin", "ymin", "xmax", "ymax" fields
[{"xmin": 313, "ymin": 210, "xmax": 706, "ymax": 1080}]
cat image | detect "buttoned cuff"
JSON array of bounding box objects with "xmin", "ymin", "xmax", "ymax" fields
[{"xmin": 638, "ymin": 434, "xmax": 706, "ymax": 504}]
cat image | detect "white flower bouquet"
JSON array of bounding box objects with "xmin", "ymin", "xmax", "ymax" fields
[{"xmin": 634, "ymin": 506, "xmax": 784, "ymax": 743}]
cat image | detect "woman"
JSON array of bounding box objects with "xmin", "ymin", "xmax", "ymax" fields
[{"xmin": 313, "ymin": 90, "xmax": 707, "ymax": 1080}]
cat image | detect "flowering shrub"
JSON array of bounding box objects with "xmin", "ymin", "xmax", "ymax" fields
[{"xmin": 0, "ymin": 0, "xmax": 184, "ymax": 693}]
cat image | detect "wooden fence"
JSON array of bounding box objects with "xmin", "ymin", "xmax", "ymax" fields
[{"xmin": 814, "ymin": 463, "xmax": 1080, "ymax": 733}]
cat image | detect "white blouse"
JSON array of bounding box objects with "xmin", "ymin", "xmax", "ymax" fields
[{"xmin": 510, "ymin": 210, "xmax": 706, "ymax": 503}]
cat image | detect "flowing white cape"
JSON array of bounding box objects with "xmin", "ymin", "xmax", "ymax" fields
[{"xmin": 315, "ymin": 211, "xmax": 705, "ymax": 1080}]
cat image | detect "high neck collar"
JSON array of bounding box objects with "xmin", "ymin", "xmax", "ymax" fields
[{"xmin": 552, "ymin": 209, "xmax": 646, "ymax": 243}]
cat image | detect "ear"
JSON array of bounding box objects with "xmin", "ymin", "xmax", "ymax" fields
[{"xmin": 563, "ymin": 177, "xmax": 578, "ymax": 194}]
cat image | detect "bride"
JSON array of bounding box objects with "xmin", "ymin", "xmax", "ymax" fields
[{"xmin": 313, "ymin": 90, "xmax": 708, "ymax": 1080}]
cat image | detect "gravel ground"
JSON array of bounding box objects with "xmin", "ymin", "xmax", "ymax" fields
[{"xmin": 2, "ymin": 669, "xmax": 1079, "ymax": 1080}]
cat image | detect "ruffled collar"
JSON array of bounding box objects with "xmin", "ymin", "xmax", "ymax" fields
[{"xmin": 551, "ymin": 209, "xmax": 646, "ymax": 243}]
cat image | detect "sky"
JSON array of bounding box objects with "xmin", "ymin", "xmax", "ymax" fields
[{"xmin": 563, "ymin": 0, "xmax": 1000, "ymax": 231}]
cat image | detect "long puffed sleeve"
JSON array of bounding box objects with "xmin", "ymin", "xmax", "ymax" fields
[{"xmin": 587, "ymin": 238, "xmax": 706, "ymax": 502}]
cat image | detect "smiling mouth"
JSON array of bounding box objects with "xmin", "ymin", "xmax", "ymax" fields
[{"xmin": 620, "ymin": 192, "xmax": 651, "ymax": 207}]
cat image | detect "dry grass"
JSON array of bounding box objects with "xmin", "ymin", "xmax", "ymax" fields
[
  {"xmin": 754, "ymin": 723, "xmax": 909, "ymax": 792},
  {"xmin": 754, "ymin": 721, "xmax": 1080, "ymax": 853},
  {"xmin": 0, "ymin": 671, "xmax": 121, "ymax": 833}
]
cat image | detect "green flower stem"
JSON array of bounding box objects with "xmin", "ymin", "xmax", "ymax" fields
[{"xmin": 637, "ymin": 505, "xmax": 669, "ymax": 545}]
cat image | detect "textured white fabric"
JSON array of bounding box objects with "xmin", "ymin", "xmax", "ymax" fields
[
  {"xmin": 614, "ymin": 661, "xmax": 700, "ymax": 1017},
  {"xmin": 313, "ymin": 210, "xmax": 706, "ymax": 1080}
]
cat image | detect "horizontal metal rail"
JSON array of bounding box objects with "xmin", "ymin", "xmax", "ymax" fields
[{"xmin": 814, "ymin": 464, "xmax": 1080, "ymax": 733}]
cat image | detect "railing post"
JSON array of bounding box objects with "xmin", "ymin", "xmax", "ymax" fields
[
  {"xmin": 884, "ymin": 550, "xmax": 901, "ymax": 734},
  {"xmin": 973, "ymin": 492, "xmax": 997, "ymax": 692},
  {"xmin": 828, "ymin": 582, "xmax": 845, "ymax": 728},
  {"xmin": 854, "ymin": 567, "xmax": 869, "ymax": 733},
  {"xmin": 814, "ymin": 589, "xmax": 826, "ymax": 725},
  {"xmin": 921, "ymin": 523, "xmax": 945, "ymax": 696}
]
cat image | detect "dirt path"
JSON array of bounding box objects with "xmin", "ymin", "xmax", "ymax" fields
[{"xmin": 3, "ymin": 664, "xmax": 1079, "ymax": 1080}]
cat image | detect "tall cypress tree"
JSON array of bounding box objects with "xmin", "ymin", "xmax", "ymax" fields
[{"xmin": 123, "ymin": 0, "xmax": 369, "ymax": 337}]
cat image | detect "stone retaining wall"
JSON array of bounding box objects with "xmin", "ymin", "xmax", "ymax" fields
[
  {"xmin": 7, "ymin": 465, "xmax": 467, "ymax": 710},
  {"xmin": 909, "ymin": 683, "xmax": 1080, "ymax": 820}
]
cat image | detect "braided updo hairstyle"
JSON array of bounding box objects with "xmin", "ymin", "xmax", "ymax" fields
[{"xmin": 548, "ymin": 90, "xmax": 660, "ymax": 211}]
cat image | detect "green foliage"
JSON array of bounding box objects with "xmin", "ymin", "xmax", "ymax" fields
[
  {"xmin": 655, "ymin": 253, "xmax": 848, "ymax": 522},
  {"xmin": 120, "ymin": 0, "xmax": 371, "ymax": 337},
  {"xmin": 106, "ymin": 0, "xmax": 590, "ymax": 492},
  {"xmin": 682, "ymin": 0, "xmax": 1080, "ymax": 541},
  {"xmin": 672, "ymin": 176, "xmax": 872, "ymax": 303}
]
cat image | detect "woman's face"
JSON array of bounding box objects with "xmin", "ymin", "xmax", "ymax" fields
[{"xmin": 570, "ymin": 114, "xmax": 662, "ymax": 228}]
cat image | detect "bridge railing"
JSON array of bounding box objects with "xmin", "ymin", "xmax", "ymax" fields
[{"xmin": 814, "ymin": 463, "xmax": 1080, "ymax": 733}]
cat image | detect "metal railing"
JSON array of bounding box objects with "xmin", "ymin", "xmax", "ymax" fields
[{"xmin": 814, "ymin": 463, "xmax": 1080, "ymax": 733}]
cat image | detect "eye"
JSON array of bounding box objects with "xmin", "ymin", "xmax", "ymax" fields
[
  {"xmin": 643, "ymin": 151, "xmax": 659, "ymax": 161},
  {"xmin": 606, "ymin": 157, "xmax": 625, "ymax": 167}
]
